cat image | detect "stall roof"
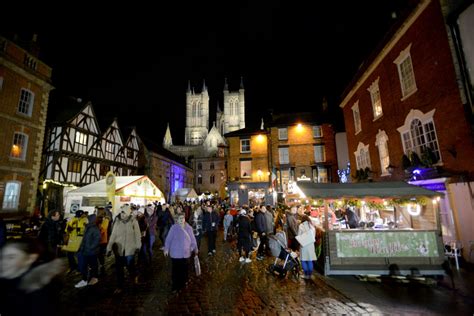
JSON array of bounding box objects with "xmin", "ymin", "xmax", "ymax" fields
[
  {"xmin": 67, "ymin": 176, "xmax": 145, "ymax": 196},
  {"xmin": 297, "ymin": 181, "xmax": 442, "ymax": 199},
  {"xmin": 173, "ymin": 188, "xmax": 198, "ymax": 199}
]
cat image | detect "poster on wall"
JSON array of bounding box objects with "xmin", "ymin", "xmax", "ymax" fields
[{"xmin": 336, "ymin": 231, "xmax": 439, "ymax": 257}]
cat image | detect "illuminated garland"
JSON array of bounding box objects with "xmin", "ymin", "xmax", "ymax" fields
[{"xmin": 43, "ymin": 179, "xmax": 78, "ymax": 188}]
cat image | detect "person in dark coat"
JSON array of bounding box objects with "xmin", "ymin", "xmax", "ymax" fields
[
  {"xmin": 74, "ymin": 214, "xmax": 100, "ymax": 288},
  {"xmin": 143, "ymin": 205, "xmax": 158, "ymax": 262},
  {"xmin": 236, "ymin": 210, "xmax": 252, "ymax": 263},
  {"xmin": 38, "ymin": 210, "xmax": 63, "ymax": 260},
  {"xmin": 286, "ymin": 207, "xmax": 299, "ymax": 251},
  {"xmin": 254, "ymin": 208, "xmax": 268, "ymax": 260},
  {"xmin": 202, "ymin": 206, "xmax": 219, "ymax": 256}
]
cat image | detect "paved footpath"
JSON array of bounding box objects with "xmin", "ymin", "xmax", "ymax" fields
[{"xmin": 58, "ymin": 234, "xmax": 375, "ymax": 315}]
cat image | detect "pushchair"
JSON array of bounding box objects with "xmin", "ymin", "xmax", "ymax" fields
[{"xmin": 267, "ymin": 231, "xmax": 300, "ymax": 278}]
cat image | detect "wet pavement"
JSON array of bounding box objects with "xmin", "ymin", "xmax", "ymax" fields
[{"xmin": 57, "ymin": 231, "xmax": 474, "ymax": 315}]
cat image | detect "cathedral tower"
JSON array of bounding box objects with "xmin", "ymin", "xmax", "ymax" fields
[
  {"xmin": 185, "ymin": 80, "xmax": 209, "ymax": 145},
  {"xmin": 223, "ymin": 77, "xmax": 245, "ymax": 135}
]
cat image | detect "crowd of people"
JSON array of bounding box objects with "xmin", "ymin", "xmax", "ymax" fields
[{"xmin": 0, "ymin": 199, "xmax": 323, "ymax": 315}]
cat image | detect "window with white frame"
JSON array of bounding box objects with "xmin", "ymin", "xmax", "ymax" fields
[
  {"xmin": 314, "ymin": 145, "xmax": 326, "ymax": 163},
  {"xmin": 240, "ymin": 160, "xmax": 252, "ymax": 178},
  {"xmin": 2, "ymin": 181, "xmax": 21, "ymax": 210},
  {"xmin": 368, "ymin": 78, "xmax": 383, "ymax": 119},
  {"xmin": 394, "ymin": 44, "xmax": 417, "ymax": 99},
  {"xmin": 397, "ymin": 109, "xmax": 441, "ymax": 162},
  {"xmin": 278, "ymin": 128, "xmax": 288, "ymax": 140},
  {"xmin": 354, "ymin": 142, "xmax": 371, "ymax": 170},
  {"xmin": 10, "ymin": 132, "xmax": 28, "ymax": 160},
  {"xmin": 240, "ymin": 139, "xmax": 250, "ymax": 153},
  {"xmin": 75, "ymin": 131, "xmax": 87, "ymax": 145},
  {"xmin": 375, "ymin": 130, "xmax": 390, "ymax": 176},
  {"xmin": 351, "ymin": 101, "xmax": 361, "ymax": 134},
  {"xmin": 278, "ymin": 147, "xmax": 289, "ymax": 164},
  {"xmin": 18, "ymin": 89, "xmax": 34, "ymax": 116},
  {"xmin": 313, "ymin": 125, "xmax": 323, "ymax": 138}
]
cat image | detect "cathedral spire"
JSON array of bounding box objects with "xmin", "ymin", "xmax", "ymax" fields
[
  {"xmin": 202, "ymin": 79, "xmax": 207, "ymax": 92},
  {"xmin": 224, "ymin": 77, "xmax": 229, "ymax": 91},
  {"xmin": 216, "ymin": 101, "xmax": 221, "ymax": 113},
  {"xmin": 163, "ymin": 123, "xmax": 173, "ymax": 148},
  {"xmin": 260, "ymin": 118, "xmax": 264, "ymax": 130},
  {"xmin": 187, "ymin": 80, "xmax": 191, "ymax": 93},
  {"xmin": 240, "ymin": 76, "xmax": 244, "ymax": 89}
]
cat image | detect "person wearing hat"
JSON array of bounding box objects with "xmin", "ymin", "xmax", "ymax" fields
[{"xmin": 236, "ymin": 209, "xmax": 252, "ymax": 263}]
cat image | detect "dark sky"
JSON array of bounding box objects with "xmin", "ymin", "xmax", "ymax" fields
[{"xmin": 11, "ymin": 1, "xmax": 411, "ymax": 144}]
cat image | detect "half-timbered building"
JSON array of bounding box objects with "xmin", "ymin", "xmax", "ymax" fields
[{"xmin": 40, "ymin": 100, "xmax": 140, "ymax": 213}]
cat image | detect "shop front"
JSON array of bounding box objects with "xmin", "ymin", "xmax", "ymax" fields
[
  {"xmin": 297, "ymin": 181, "xmax": 445, "ymax": 276},
  {"xmin": 227, "ymin": 182, "xmax": 274, "ymax": 207}
]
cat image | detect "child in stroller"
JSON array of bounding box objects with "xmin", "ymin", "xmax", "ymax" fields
[{"xmin": 267, "ymin": 231, "xmax": 300, "ymax": 278}]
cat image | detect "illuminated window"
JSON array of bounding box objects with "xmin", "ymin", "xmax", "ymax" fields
[
  {"xmin": 368, "ymin": 78, "xmax": 383, "ymax": 119},
  {"xmin": 278, "ymin": 128, "xmax": 288, "ymax": 140},
  {"xmin": 314, "ymin": 145, "xmax": 326, "ymax": 163},
  {"xmin": 2, "ymin": 181, "xmax": 21, "ymax": 210},
  {"xmin": 68, "ymin": 159, "xmax": 82, "ymax": 173},
  {"xmin": 18, "ymin": 89, "xmax": 34, "ymax": 116},
  {"xmin": 317, "ymin": 166, "xmax": 328, "ymax": 183},
  {"xmin": 278, "ymin": 147, "xmax": 289, "ymax": 164},
  {"xmin": 375, "ymin": 130, "xmax": 390, "ymax": 176},
  {"xmin": 75, "ymin": 131, "xmax": 87, "ymax": 145},
  {"xmin": 394, "ymin": 44, "xmax": 417, "ymax": 99},
  {"xmin": 313, "ymin": 126, "xmax": 323, "ymax": 138},
  {"xmin": 240, "ymin": 139, "xmax": 250, "ymax": 153},
  {"xmin": 351, "ymin": 101, "xmax": 361, "ymax": 134},
  {"xmin": 240, "ymin": 160, "xmax": 252, "ymax": 178},
  {"xmin": 354, "ymin": 142, "xmax": 371, "ymax": 170},
  {"xmin": 10, "ymin": 132, "xmax": 28, "ymax": 160}
]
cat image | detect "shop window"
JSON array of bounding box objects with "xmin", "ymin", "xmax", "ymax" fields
[
  {"xmin": 2, "ymin": 181, "xmax": 21, "ymax": 210},
  {"xmin": 313, "ymin": 126, "xmax": 323, "ymax": 138},
  {"xmin": 314, "ymin": 145, "xmax": 326, "ymax": 163},
  {"xmin": 354, "ymin": 142, "xmax": 371, "ymax": 170},
  {"xmin": 351, "ymin": 101, "xmax": 361, "ymax": 134},
  {"xmin": 278, "ymin": 147, "xmax": 289, "ymax": 164},
  {"xmin": 68, "ymin": 159, "xmax": 82, "ymax": 173},
  {"xmin": 398, "ymin": 109, "xmax": 440, "ymax": 162},
  {"xmin": 375, "ymin": 130, "xmax": 390, "ymax": 176},
  {"xmin": 10, "ymin": 132, "xmax": 28, "ymax": 160},
  {"xmin": 278, "ymin": 128, "xmax": 288, "ymax": 140},
  {"xmin": 18, "ymin": 88, "xmax": 34, "ymax": 116},
  {"xmin": 240, "ymin": 139, "xmax": 250, "ymax": 153},
  {"xmin": 240, "ymin": 160, "xmax": 251, "ymax": 178},
  {"xmin": 368, "ymin": 77, "xmax": 383, "ymax": 119},
  {"xmin": 394, "ymin": 44, "xmax": 417, "ymax": 99}
]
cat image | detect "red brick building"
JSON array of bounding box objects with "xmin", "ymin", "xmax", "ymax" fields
[
  {"xmin": 0, "ymin": 34, "xmax": 54, "ymax": 216},
  {"xmin": 340, "ymin": 0, "xmax": 474, "ymax": 260}
]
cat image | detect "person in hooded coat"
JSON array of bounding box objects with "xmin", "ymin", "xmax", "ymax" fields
[
  {"xmin": 106, "ymin": 204, "xmax": 141, "ymax": 292},
  {"xmin": 74, "ymin": 214, "xmax": 100, "ymax": 288}
]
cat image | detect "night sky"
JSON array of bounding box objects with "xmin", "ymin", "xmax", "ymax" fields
[{"xmin": 10, "ymin": 1, "xmax": 412, "ymax": 144}]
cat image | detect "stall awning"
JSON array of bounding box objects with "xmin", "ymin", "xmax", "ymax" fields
[{"xmin": 297, "ymin": 181, "xmax": 442, "ymax": 199}]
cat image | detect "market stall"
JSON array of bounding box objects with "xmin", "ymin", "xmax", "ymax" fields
[
  {"xmin": 296, "ymin": 181, "xmax": 445, "ymax": 276},
  {"xmin": 64, "ymin": 175, "xmax": 165, "ymax": 217},
  {"xmin": 171, "ymin": 188, "xmax": 199, "ymax": 202}
]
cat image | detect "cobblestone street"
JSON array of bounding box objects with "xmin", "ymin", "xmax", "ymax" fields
[{"xmin": 58, "ymin": 233, "xmax": 376, "ymax": 315}]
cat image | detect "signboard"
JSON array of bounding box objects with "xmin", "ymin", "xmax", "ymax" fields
[
  {"xmin": 105, "ymin": 171, "xmax": 116, "ymax": 210},
  {"xmin": 70, "ymin": 200, "xmax": 81, "ymax": 214},
  {"xmin": 336, "ymin": 231, "xmax": 439, "ymax": 257},
  {"xmin": 82, "ymin": 196, "xmax": 109, "ymax": 207}
]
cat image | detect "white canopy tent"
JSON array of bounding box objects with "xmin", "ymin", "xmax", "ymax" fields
[
  {"xmin": 64, "ymin": 175, "xmax": 165, "ymax": 217},
  {"xmin": 171, "ymin": 188, "xmax": 199, "ymax": 202}
]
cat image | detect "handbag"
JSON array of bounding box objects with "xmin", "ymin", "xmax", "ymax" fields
[
  {"xmin": 194, "ymin": 255, "xmax": 201, "ymax": 276},
  {"xmin": 62, "ymin": 235, "xmax": 83, "ymax": 252},
  {"xmin": 295, "ymin": 225, "xmax": 315, "ymax": 247}
]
